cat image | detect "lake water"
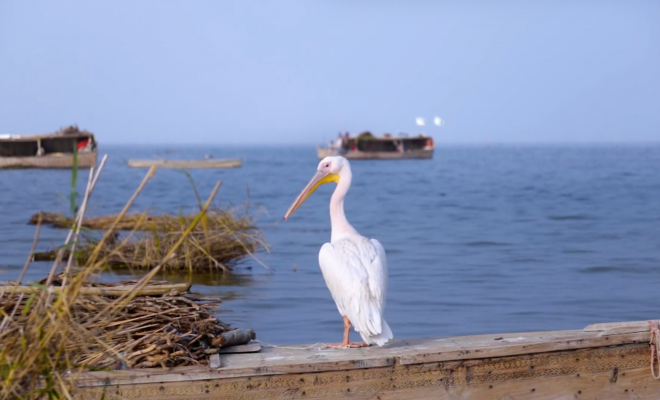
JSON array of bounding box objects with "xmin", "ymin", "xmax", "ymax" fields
[{"xmin": 1, "ymin": 144, "xmax": 659, "ymax": 345}]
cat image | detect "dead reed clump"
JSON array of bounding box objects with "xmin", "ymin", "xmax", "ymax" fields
[{"xmin": 30, "ymin": 208, "xmax": 267, "ymax": 271}]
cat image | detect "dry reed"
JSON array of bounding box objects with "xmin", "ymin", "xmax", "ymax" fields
[{"xmin": 0, "ymin": 162, "xmax": 259, "ymax": 399}]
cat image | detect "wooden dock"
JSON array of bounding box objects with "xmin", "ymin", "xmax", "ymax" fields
[
  {"xmin": 127, "ymin": 158, "xmax": 242, "ymax": 169},
  {"xmin": 74, "ymin": 320, "xmax": 660, "ymax": 399}
]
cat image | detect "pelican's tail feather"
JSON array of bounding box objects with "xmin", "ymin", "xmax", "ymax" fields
[{"xmin": 361, "ymin": 319, "xmax": 393, "ymax": 347}]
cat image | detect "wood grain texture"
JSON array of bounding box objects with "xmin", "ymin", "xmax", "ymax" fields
[
  {"xmin": 74, "ymin": 327, "xmax": 656, "ymax": 387},
  {"xmin": 74, "ymin": 342, "xmax": 658, "ymax": 400}
]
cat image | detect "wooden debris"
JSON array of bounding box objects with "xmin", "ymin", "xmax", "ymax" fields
[
  {"xmin": 127, "ymin": 159, "xmax": 242, "ymax": 169},
  {"xmin": 211, "ymin": 328, "xmax": 256, "ymax": 348},
  {"xmin": 0, "ymin": 283, "xmax": 190, "ymax": 296},
  {"xmin": 0, "ymin": 277, "xmax": 256, "ymax": 370},
  {"xmin": 29, "ymin": 210, "xmax": 254, "ymax": 232},
  {"xmin": 209, "ymin": 353, "xmax": 222, "ymax": 369},
  {"xmin": 218, "ymin": 342, "xmax": 261, "ymax": 354}
]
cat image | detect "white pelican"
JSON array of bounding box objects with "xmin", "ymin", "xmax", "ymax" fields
[{"xmin": 284, "ymin": 156, "xmax": 393, "ymax": 348}]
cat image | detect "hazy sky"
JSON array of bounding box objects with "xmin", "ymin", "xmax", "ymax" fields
[{"xmin": 1, "ymin": 1, "xmax": 658, "ymax": 144}]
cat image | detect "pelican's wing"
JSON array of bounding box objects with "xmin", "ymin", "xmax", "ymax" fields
[
  {"xmin": 368, "ymin": 238, "xmax": 388, "ymax": 311},
  {"xmin": 319, "ymin": 237, "xmax": 388, "ymax": 337}
]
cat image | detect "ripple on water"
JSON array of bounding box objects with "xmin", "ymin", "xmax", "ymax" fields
[
  {"xmin": 548, "ymin": 214, "xmax": 591, "ymax": 221},
  {"xmin": 563, "ymin": 249, "xmax": 595, "ymax": 254},
  {"xmin": 578, "ymin": 266, "xmax": 651, "ymax": 275},
  {"xmin": 465, "ymin": 241, "xmax": 511, "ymax": 247}
]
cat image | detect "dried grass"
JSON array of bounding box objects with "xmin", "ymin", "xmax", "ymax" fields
[
  {"xmin": 31, "ymin": 209, "xmax": 265, "ymax": 271},
  {"xmin": 0, "ymin": 163, "xmax": 261, "ymax": 399}
]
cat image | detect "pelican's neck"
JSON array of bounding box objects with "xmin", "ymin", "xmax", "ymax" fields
[{"xmin": 330, "ymin": 170, "xmax": 358, "ymax": 242}]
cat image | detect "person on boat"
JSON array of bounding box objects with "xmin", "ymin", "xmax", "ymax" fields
[{"xmin": 342, "ymin": 132, "xmax": 350, "ymax": 152}]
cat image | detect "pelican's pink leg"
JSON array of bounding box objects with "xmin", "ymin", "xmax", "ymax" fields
[{"xmin": 327, "ymin": 316, "xmax": 369, "ymax": 348}]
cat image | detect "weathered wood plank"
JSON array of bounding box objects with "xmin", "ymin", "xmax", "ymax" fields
[
  {"xmin": 74, "ymin": 342, "xmax": 659, "ymax": 400},
  {"xmin": 217, "ymin": 342, "xmax": 261, "ymax": 354},
  {"xmin": 209, "ymin": 354, "xmax": 221, "ymax": 369},
  {"xmin": 584, "ymin": 320, "xmax": 657, "ymax": 333},
  {"xmin": 74, "ymin": 325, "xmax": 654, "ymax": 388},
  {"xmin": 374, "ymin": 367, "xmax": 658, "ymax": 400},
  {"xmin": 0, "ymin": 283, "xmax": 191, "ymax": 296},
  {"xmin": 395, "ymin": 330, "xmax": 650, "ymax": 365},
  {"xmin": 127, "ymin": 159, "xmax": 242, "ymax": 169}
]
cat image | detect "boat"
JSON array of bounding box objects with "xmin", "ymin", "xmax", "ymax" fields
[
  {"xmin": 73, "ymin": 319, "xmax": 660, "ymax": 399},
  {"xmin": 127, "ymin": 158, "xmax": 242, "ymax": 169},
  {"xmin": 317, "ymin": 131, "xmax": 434, "ymax": 160},
  {"xmin": 0, "ymin": 125, "xmax": 97, "ymax": 169}
]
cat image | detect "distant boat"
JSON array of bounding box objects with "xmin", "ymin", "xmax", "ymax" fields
[
  {"xmin": 0, "ymin": 125, "xmax": 97, "ymax": 169},
  {"xmin": 127, "ymin": 158, "xmax": 242, "ymax": 169},
  {"xmin": 317, "ymin": 131, "xmax": 434, "ymax": 160}
]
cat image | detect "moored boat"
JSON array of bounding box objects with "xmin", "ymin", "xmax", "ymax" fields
[
  {"xmin": 317, "ymin": 131, "xmax": 434, "ymax": 160},
  {"xmin": 74, "ymin": 319, "xmax": 660, "ymax": 399},
  {"xmin": 0, "ymin": 125, "xmax": 97, "ymax": 169}
]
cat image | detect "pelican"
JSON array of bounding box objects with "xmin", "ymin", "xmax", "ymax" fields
[{"xmin": 283, "ymin": 156, "xmax": 393, "ymax": 348}]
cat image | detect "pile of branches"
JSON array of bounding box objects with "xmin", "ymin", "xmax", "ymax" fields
[
  {"xmin": 1, "ymin": 277, "xmax": 254, "ymax": 371},
  {"xmin": 0, "ymin": 277, "xmax": 255, "ymax": 398},
  {"xmin": 30, "ymin": 209, "xmax": 265, "ymax": 271}
]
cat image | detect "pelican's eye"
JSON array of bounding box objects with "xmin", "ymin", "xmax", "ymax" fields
[{"xmin": 324, "ymin": 163, "xmax": 330, "ymax": 168}]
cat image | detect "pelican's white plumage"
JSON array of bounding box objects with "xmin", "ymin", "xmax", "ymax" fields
[
  {"xmin": 319, "ymin": 238, "xmax": 392, "ymax": 346},
  {"xmin": 284, "ymin": 156, "xmax": 393, "ymax": 347}
]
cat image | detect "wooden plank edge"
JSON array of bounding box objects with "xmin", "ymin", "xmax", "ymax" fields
[
  {"xmin": 218, "ymin": 342, "xmax": 261, "ymax": 354},
  {"xmin": 396, "ymin": 330, "xmax": 650, "ymax": 365},
  {"xmin": 583, "ymin": 319, "xmax": 658, "ymax": 334},
  {"xmin": 74, "ymin": 355, "xmax": 397, "ymax": 388}
]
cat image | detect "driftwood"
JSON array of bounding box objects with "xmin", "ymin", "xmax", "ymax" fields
[
  {"xmin": 28, "ymin": 210, "xmax": 253, "ymax": 231},
  {"xmin": 211, "ymin": 328, "xmax": 256, "ymax": 348},
  {"xmin": 0, "ymin": 283, "xmax": 190, "ymax": 297},
  {"xmin": 127, "ymin": 159, "xmax": 242, "ymax": 169}
]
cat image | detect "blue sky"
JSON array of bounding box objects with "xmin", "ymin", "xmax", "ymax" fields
[{"xmin": 0, "ymin": 1, "xmax": 658, "ymax": 144}]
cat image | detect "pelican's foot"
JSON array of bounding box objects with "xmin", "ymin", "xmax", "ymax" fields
[{"xmin": 326, "ymin": 342, "xmax": 369, "ymax": 349}]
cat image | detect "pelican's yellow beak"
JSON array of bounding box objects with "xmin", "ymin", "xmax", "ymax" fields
[{"xmin": 283, "ymin": 171, "xmax": 339, "ymax": 220}]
